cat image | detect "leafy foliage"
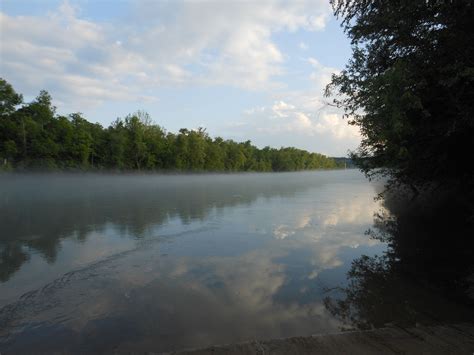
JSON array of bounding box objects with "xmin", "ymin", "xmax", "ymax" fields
[
  {"xmin": 326, "ymin": 0, "xmax": 474, "ymax": 191},
  {"xmin": 0, "ymin": 79, "xmax": 341, "ymax": 172}
]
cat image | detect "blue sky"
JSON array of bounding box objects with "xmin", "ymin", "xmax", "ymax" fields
[{"xmin": 1, "ymin": 0, "xmax": 359, "ymax": 156}]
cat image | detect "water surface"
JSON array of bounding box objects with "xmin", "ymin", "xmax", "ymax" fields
[{"xmin": 0, "ymin": 171, "xmax": 406, "ymax": 351}]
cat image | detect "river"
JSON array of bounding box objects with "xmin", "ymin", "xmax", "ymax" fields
[{"xmin": 1, "ymin": 170, "xmax": 472, "ymax": 352}]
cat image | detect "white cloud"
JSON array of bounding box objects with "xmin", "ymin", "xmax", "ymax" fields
[
  {"xmin": 242, "ymin": 99, "xmax": 360, "ymax": 142},
  {"xmin": 0, "ymin": 0, "xmax": 332, "ymax": 110},
  {"xmin": 0, "ymin": 6, "xmax": 153, "ymax": 109},
  {"xmin": 272, "ymin": 100, "xmax": 296, "ymax": 117},
  {"xmin": 231, "ymin": 57, "xmax": 360, "ymax": 154},
  {"xmin": 307, "ymin": 57, "xmax": 339, "ymax": 92},
  {"xmin": 299, "ymin": 42, "xmax": 309, "ymax": 50}
]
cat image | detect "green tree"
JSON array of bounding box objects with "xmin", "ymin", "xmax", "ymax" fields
[
  {"xmin": 15, "ymin": 90, "xmax": 58, "ymax": 167},
  {"xmin": 224, "ymin": 141, "xmax": 246, "ymax": 171},
  {"xmin": 0, "ymin": 79, "xmax": 23, "ymax": 166},
  {"xmin": 0, "ymin": 79, "xmax": 342, "ymax": 173},
  {"xmin": 105, "ymin": 119, "xmax": 128, "ymax": 169},
  {"xmin": 69, "ymin": 113, "xmax": 94, "ymax": 167},
  {"xmin": 88, "ymin": 121, "xmax": 106, "ymax": 168},
  {"xmin": 325, "ymin": 1, "xmax": 474, "ymax": 193},
  {"xmin": 187, "ymin": 128, "xmax": 207, "ymax": 170},
  {"xmin": 0, "ymin": 78, "xmax": 23, "ymax": 117},
  {"xmin": 143, "ymin": 124, "xmax": 167, "ymax": 169},
  {"xmin": 124, "ymin": 113, "xmax": 148, "ymax": 170},
  {"xmin": 174, "ymin": 128, "xmax": 191, "ymax": 170},
  {"xmin": 204, "ymin": 136, "xmax": 226, "ymax": 171}
]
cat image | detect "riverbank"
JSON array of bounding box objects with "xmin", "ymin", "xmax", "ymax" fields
[{"xmin": 173, "ymin": 323, "xmax": 474, "ymax": 354}]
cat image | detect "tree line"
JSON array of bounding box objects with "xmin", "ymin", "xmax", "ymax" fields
[{"xmin": 0, "ymin": 79, "xmax": 342, "ymax": 172}]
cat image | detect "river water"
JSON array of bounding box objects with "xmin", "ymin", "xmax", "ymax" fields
[{"xmin": 1, "ymin": 170, "xmax": 471, "ymax": 352}]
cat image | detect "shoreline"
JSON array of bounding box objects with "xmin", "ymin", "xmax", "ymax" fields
[{"xmin": 171, "ymin": 323, "xmax": 474, "ymax": 354}]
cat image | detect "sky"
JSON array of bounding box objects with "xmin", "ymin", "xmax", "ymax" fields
[{"xmin": 0, "ymin": 0, "xmax": 359, "ymax": 156}]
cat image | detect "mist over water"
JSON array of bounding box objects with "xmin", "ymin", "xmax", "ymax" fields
[{"xmin": 0, "ymin": 171, "xmax": 399, "ymax": 351}]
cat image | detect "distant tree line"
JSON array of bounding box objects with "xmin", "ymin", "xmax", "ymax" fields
[{"xmin": 0, "ymin": 79, "xmax": 342, "ymax": 172}]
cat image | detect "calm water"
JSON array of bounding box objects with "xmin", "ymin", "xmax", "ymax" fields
[{"xmin": 1, "ymin": 170, "xmax": 471, "ymax": 352}]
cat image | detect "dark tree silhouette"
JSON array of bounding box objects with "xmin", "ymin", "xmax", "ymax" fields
[{"xmin": 325, "ymin": 1, "xmax": 474, "ymax": 193}]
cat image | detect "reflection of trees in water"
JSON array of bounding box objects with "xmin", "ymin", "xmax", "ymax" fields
[
  {"xmin": 324, "ymin": 191, "xmax": 474, "ymax": 330},
  {"xmin": 0, "ymin": 244, "xmax": 29, "ymax": 283},
  {"xmin": 0, "ymin": 173, "xmax": 325, "ymax": 282}
]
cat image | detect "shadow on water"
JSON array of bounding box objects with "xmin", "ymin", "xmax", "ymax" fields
[{"xmin": 324, "ymin": 189, "xmax": 474, "ymax": 329}]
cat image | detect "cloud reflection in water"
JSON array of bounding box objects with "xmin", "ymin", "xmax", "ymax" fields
[{"xmin": 0, "ymin": 171, "xmax": 383, "ymax": 352}]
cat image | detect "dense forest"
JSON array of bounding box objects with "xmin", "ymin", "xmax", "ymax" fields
[
  {"xmin": 326, "ymin": 0, "xmax": 474, "ymax": 194},
  {"xmin": 0, "ymin": 79, "xmax": 341, "ymax": 172}
]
